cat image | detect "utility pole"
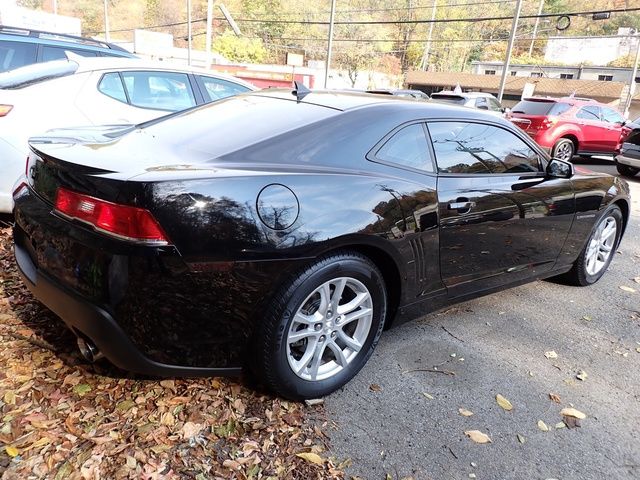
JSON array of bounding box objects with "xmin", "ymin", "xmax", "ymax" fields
[
  {"xmin": 324, "ymin": 0, "xmax": 337, "ymax": 89},
  {"xmin": 623, "ymin": 33, "xmax": 640, "ymax": 117},
  {"xmin": 187, "ymin": 0, "xmax": 192, "ymax": 66},
  {"xmin": 528, "ymin": 0, "xmax": 544, "ymax": 56},
  {"xmin": 420, "ymin": 0, "xmax": 437, "ymax": 71},
  {"xmin": 52, "ymin": 0, "xmax": 57, "ymax": 15},
  {"xmin": 498, "ymin": 0, "xmax": 523, "ymax": 102},
  {"xmin": 205, "ymin": 0, "xmax": 214, "ymax": 68},
  {"xmin": 103, "ymin": 0, "xmax": 110, "ymax": 42}
]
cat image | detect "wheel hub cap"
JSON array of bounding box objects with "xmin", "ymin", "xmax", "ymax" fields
[
  {"xmin": 585, "ymin": 215, "xmax": 616, "ymax": 276},
  {"xmin": 286, "ymin": 277, "xmax": 373, "ymax": 381}
]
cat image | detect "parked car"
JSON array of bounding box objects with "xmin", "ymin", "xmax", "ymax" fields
[
  {"xmin": 509, "ymin": 97, "xmax": 631, "ymax": 161},
  {"xmin": 615, "ymin": 127, "xmax": 640, "ymax": 178},
  {"xmin": 0, "ymin": 56, "xmax": 256, "ymax": 213},
  {"xmin": 430, "ymin": 90, "xmax": 505, "ymax": 116},
  {"xmin": 0, "ymin": 25, "xmax": 134, "ymax": 72},
  {"xmin": 12, "ymin": 89, "xmax": 630, "ymax": 399},
  {"xmin": 367, "ymin": 89, "xmax": 429, "ymax": 100}
]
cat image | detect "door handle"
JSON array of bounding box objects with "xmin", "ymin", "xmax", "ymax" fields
[{"xmin": 448, "ymin": 198, "xmax": 475, "ymax": 214}]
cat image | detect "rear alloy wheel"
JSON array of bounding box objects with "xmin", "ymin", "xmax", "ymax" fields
[
  {"xmin": 552, "ymin": 138, "xmax": 575, "ymax": 162},
  {"xmin": 562, "ymin": 205, "xmax": 623, "ymax": 286},
  {"xmin": 254, "ymin": 252, "xmax": 387, "ymax": 400},
  {"xmin": 616, "ymin": 162, "xmax": 640, "ymax": 178}
]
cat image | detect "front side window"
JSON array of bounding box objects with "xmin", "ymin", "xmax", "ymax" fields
[
  {"xmin": 475, "ymin": 97, "xmax": 488, "ymax": 110},
  {"xmin": 576, "ymin": 106, "xmax": 600, "ymax": 120},
  {"xmin": 198, "ymin": 75, "xmax": 251, "ymax": 102},
  {"xmin": 374, "ymin": 123, "xmax": 434, "ymax": 172},
  {"xmin": 121, "ymin": 71, "xmax": 196, "ymax": 111},
  {"xmin": 601, "ymin": 107, "xmax": 624, "ymax": 124},
  {"xmin": 428, "ymin": 122, "xmax": 541, "ymax": 174}
]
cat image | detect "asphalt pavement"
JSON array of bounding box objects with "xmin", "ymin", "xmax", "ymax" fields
[{"xmin": 326, "ymin": 158, "xmax": 640, "ymax": 480}]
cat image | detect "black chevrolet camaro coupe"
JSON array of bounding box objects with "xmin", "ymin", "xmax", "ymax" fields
[{"xmin": 12, "ymin": 88, "xmax": 630, "ymax": 399}]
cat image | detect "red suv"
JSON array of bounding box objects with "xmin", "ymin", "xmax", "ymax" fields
[{"xmin": 509, "ymin": 97, "xmax": 630, "ymax": 161}]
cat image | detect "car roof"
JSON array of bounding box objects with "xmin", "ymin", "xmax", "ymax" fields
[
  {"xmin": 522, "ymin": 96, "xmax": 598, "ymax": 106},
  {"xmin": 0, "ymin": 25, "xmax": 131, "ymax": 54}
]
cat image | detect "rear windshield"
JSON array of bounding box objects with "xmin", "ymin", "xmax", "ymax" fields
[
  {"xmin": 511, "ymin": 99, "xmax": 572, "ymax": 116},
  {"xmin": 430, "ymin": 94, "xmax": 466, "ymax": 105},
  {"xmin": 0, "ymin": 59, "xmax": 79, "ymax": 89}
]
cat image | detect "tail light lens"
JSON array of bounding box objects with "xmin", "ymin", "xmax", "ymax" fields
[
  {"xmin": 0, "ymin": 105, "xmax": 13, "ymax": 117},
  {"xmin": 54, "ymin": 187, "xmax": 170, "ymax": 245},
  {"xmin": 540, "ymin": 116, "xmax": 558, "ymax": 129}
]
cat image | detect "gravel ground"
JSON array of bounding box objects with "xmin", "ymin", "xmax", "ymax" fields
[{"xmin": 326, "ymin": 160, "xmax": 640, "ymax": 480}]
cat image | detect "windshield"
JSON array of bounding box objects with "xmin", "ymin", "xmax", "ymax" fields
[{"xmin": 0, "ymin": 59, "xmax": 78, "ymax": 89}]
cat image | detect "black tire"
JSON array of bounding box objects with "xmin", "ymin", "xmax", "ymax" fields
[
  {"xmin": 552, "ymin": 138, "xmax": 575, "ymax": 162},
  {"xmin": 616, "ymin": 162, "xmax": 639, "ymax": 178},
  {"xmin": 252, "ymin": 251, "xmax": 387, "ymax": 400},
  {"xmin": 561, "ymin": 204, "xmax": 623, "ymax": 286}
]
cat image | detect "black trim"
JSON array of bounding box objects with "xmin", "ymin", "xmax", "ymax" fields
[{"xmin": 14, "ymin": 243, "xmax": 242, "ymax": 377}]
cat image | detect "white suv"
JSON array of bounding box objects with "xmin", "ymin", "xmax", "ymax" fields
[{"xmin": 0, "ymin": 56, "xmax": 255, "ymax": 212}]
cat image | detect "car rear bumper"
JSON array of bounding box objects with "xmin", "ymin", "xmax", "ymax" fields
[
  {"xmin": 14, "ymin": 240, "xmax": 240, "ymax": 377},
  {"xmin": 616, "ymin": 153, "xmax": 640, "ymax": 169}
]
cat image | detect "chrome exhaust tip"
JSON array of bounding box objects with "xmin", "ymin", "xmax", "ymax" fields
[{"xmin": 77, "ymin": 337, "xmax": 104, "ymax": 363}]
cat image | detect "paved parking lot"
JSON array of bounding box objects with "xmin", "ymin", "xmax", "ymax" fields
[{"xmin": 326, "ymin": 159, "xmax": 640, "ymax": 480}]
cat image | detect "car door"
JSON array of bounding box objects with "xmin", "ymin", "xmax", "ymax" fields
[
  {"xmin": 600, "ymin": 107, "xmax": 627, "ymax": 153},
  {"xmin": 79, "ymin": 70, "xmax": 198, "ymax": 125},
  {"xmin": 428, "ymin": 120, "xmax": 575, "ymax": 298},
  {"xmin": 575, "ymin": 106, "xmax": 604, "ymax": 152}
]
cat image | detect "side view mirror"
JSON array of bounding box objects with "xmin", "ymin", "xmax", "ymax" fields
[{"xmin": 546, "ymin": 157, "xmax": 574, "ymax": 179}]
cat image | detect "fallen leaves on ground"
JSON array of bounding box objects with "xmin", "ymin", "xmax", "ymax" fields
[
  {"xmin": 516, "ymin": 434, "xmax": 526, "ymax": 444},
  {"xmin": 537, "ymin": 420, "xmax": 549, "ymax": 432},
  {"xmin": 464, "ymin": 430, "xmax": 492, "ymax": 444},
  {"xmin": 576, "ymin": 370, "xmax": 588, "ymax": 381},
  {"xmin": 549, "ymin": 393, "xmax": 561, "ymax": 403},
  {"xmin": 544, "ymin": 351, "xmax": 558, "ymax": 359},
  {"xmin": 0, "ymin": 228, "xmax": 342, "ymax": 479},
  {"xmin": 369, "ymin": 384, "xmax": 382, "ymax": 392},
  {"xmin": 560, "ymin": 408, "xmax": 586, "ymax": 419},
  {"xmin": 619, "ymin": 285, "xmax": 636, "ymax": 293},
  {"xmin": 495, "ymin": 394, "xmax": 513, "ymax": 411},
  {"xmin": 458, "ymin": 408, "xmax": 474, "ymax": 417}
]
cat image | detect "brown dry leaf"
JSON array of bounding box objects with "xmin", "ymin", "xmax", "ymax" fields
[
  {"xmin": 560, "ymin": 408, "xmax": 586, "ymax": 419},
  {"xmin": 464, "ymin": 430, "xmax": 492, "ymax": 444},
  {"xmin": 496, "ymin": 394, "xmax": 513, "ymax": 411},
  {"xmin": 369, "ymin": 384, "xmax": 382, "ymax": 392},
  {"xmin": 537, "ymin": 420, "xmax": 549, "ymax": 432},
  {"xmin": 295, "ymin": 452, "xmax": 325, "ymax": 465},
  {"xmin": 544, "ymin": 351, "xmax": 558, "ymax": 359},
  {"xmin": 549, "ymin": 393, "xmax": 561, "ymax": 403},
  {"xmin": 459, "ymin": 408, "xmax": 474, "ymax": 417},
  {"xmin": 3, "ymin": 390, "xmax": 16, "ymax": 405},
  {"xmin": 619, "ymin": 285, "xmax": 636, "ymax": 293},
  {"xmin": 517, "ymin": 434, "xmax": 526, "ymax": 444}
]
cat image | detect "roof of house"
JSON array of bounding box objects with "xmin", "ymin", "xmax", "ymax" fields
[{"xmin": 406, "ymin": 71, "xmax": 626, "ymax": 103}]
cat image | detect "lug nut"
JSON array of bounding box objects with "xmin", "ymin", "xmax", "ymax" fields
[
  {"xmin": 315, "ymin": 323, "xmax": 322, "ymax": 331},
  {"xmin": 331, "ymin": 331, "xmax": 337, "ymax": 338},
  {"xmin": 319, "ymin": 335, "xmax": 326, "ymax": 342}
]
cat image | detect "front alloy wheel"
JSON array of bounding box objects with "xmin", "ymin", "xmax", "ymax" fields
[
  {"xmin": 552, "ymin": 138, "xmax": 575, "ymax": 162},
  {"xmin": 253, "ymin": 251, "xmax": 387, "ymax": 400}
]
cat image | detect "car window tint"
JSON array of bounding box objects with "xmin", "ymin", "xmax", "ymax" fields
[
  {"xmin": 41, "ymin": 46, "xmax": 98, "ymax": 62},
  {"xmin": 98, "ymin": 72, "xmax": 127, "ymax": 103},
  {"xmin": 576, "ymin": 106, "xmax": 600, "ymax": 120},
  {"xmin": 121, "ymin": 71, "xmax": 196, "ymax": 111},
  {"xmin": 375, "ymin": 124, "xmax": 434, "ymax": 172},
  {"xmin": 475, "ymin": 97, "xmax": 488, "ymax": 109},
  {"xmin": 198, "ymin": 75, "xmax": 250, "ymax": 102},
  {"xmin": 548, "ymin": 102, "xmax": 572, "ymax": 116},
  {"xmin": 428, "ymin": 122, "xmax": 540, "ymax": 174},
  {"xmin": 601, "ymin": 107, "xmax": 624, "ymax": 124},
  {"xmin": 0, "ymin": 40, "xmax": 37, "ymax": 71}
]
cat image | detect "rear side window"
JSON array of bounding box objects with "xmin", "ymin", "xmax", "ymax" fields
[
  {"xmin": 122, "ymin": 71, "xmax": 196, "ymax": 111},
  {"xmin": 428, "ymin": 122, "xmax": 540, "ymax": 174},
  {"xmin": 548, "ymin": 102, "xmax": 572, "ymax": 116},
  {"xmin": 41, "ymin": 46, "xmax": 98, "ymax": 62},
  {"xmin": 98, "ymin": 72, "xmax": 127, "ymax": 103},
  {"xmin": 0, "ymin": 40, "xmax": 37, "ymax": 71},
  {"xmin": 198, "ymin": 75, "xmax": 250, "ymax": 102},
  {"xmin": 576, "ymin": 106, "xmax": 600, "ymax": 120},
  {"xmin": 374, "ymin": 123, "xmax": 434, "ymax": 172},
  {"xmin": 601, "ymin": 107, "xmax": 624, "ymax": 124},
  {"xmin": 511, "ymin": 99, "xmax": 557, "ymax": 115}
]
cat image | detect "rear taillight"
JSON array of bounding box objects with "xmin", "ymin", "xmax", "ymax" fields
[
  {"xmin": 54, "ymin": 187, "xmax": 170, "ymax": 245},
  {"xmin": 0, "ymin": 105, "xmax": 13, "ymax": 117},
  {"xmin": 540, "ymin": 116, "xmax": 558, "ymax": 129}
]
